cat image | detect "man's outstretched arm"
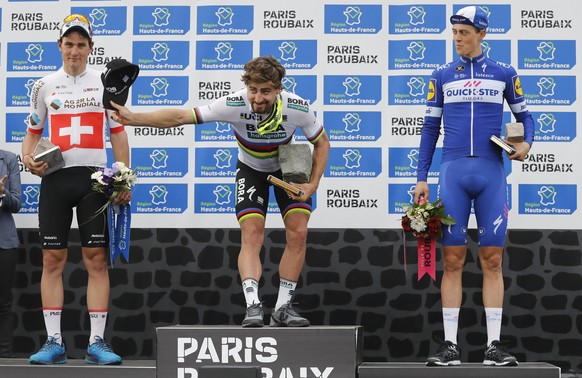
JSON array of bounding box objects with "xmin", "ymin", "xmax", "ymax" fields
[{"xmin": 111, "ymin": 101, "xmax": 195, "ymax": 128}]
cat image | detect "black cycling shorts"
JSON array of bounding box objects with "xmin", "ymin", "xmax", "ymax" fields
[
  {"xmin": 39, "ymin": 166, "xmax": 108, "ymax": 249},
  {"xmin": 234, "ymin": 160, "xmax": 312, "ymax": 223}
]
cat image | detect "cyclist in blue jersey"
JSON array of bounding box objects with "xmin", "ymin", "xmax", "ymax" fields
[
  {"xmin": 112, "ymin": 56, "xmax": 330, "ymax": 328},
  {"xmin": 413, "ymin": 6, "xmax": 534, "ymax": 367}
]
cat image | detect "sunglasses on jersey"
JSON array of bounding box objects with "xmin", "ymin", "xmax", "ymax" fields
[{"xmin": 257, "ymin": 97, "xmax": 283, "ymax": 135}]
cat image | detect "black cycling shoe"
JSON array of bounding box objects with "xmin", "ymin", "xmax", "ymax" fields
[
  {"xmin": 426, "ymin": 339, "xmax": 461, "ymax": 366},
  {"xmin": 242, "ymin": 302, "xmax": 264, "ymax": 328},
  {"xmin": 483, "ymin": 340, "xmax": 518, "ymax": 366}
]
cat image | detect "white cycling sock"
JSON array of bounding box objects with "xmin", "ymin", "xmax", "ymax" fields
[
  {"xmin": 485, "ymin": 307, "xmax": 503, "ymax": 346},
  {"xmin": 89, "ymin": 310, "xmax": 108, "ymax": 344},
  {"xmin": 443, "ymin": 307, "xmax": 460, "ymax": 344},
  {"xmin": 274, "ymin": 278, "xmax": 297, "ymax": 311},
  {"xmin": 43, "ymin": 307, "xmax": 62, "ymax": 344},
  {"xmin": 242, "ymin": 278, "xmax": 260, "ymax": 307}
]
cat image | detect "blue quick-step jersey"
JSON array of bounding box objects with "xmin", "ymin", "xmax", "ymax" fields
[{"xmin": 417, "ymin": 53, "xmax": 534, "ymax": 182}]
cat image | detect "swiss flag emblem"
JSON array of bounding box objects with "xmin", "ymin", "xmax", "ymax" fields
[{"xmin": 50, "ymin": 112, "xmax": 104, "ymax": 152}]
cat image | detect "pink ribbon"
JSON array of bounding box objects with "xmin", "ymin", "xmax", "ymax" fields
[{"xmin": 417, "ymin": 235, "xmax": 436, "ymax": 281}]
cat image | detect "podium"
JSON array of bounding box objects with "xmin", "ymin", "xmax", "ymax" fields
[
  {"xmin": 0, "ymin": 359, "xmax": 155, "ymax": 378},
  {"xmin": 358, "ymin": 362, "xmax": 561, "ymax": 378},
  {"xmin": 156, "ymin": 325, "xmax": 362, "ymax": 378},
  {"xmin": 0, "ymin": 328, "xmax": 562, "ymax": 378}
]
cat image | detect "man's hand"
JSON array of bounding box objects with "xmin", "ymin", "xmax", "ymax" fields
[
  {"xmin": 23, "ymin": 155, "xmax": 49, "ymax": 177},
  {"xmin": 0, "ymin": 175, "xmax": 7, "ymax": 196},
  {"xmin": 288, "ymin": 182, "xmax": 317, "ymax": 203},
  {"xmin": 110, "ymin": 101, "xmax": 132, "ymax": 125},
  {"xmin": 507, "ymin": 141, "xmax": 530, "ymax": 161},
  {"xmin": 113, "ymin": 189, "xmax": 132, "ymax": 206},
  {"xmin": 413, "ymin": 181, "xmax": 429, "ymax": 204}
]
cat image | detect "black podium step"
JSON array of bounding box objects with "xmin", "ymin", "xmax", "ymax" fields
[
  {"xmin": 358, "ymin": 362, "xmax": 560, "ymax": 378},
  {"xmin": 0, "ymin": 359, "xmax": 155, "ymax": 378},
  {"xmin": 156, "ymin": 325, "xmax": 362, "ymax": 378}
]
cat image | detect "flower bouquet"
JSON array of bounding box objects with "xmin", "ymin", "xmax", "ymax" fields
[
  {"xmin": 401, "ymin": 199, "xmax": 455, "ymax": 281},
  {"xmin": 401, "ymin": 198, "xmax": 455, "ymax": 238},
  {"xmin": 91, "ymin": 161, "xmax": 137, "ymax": 206},
  {"xmin": 91, "ymin": 162, "xmax": 136, "ymax": 266}
]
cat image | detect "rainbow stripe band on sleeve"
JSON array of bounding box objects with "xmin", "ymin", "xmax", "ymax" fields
[
  {"xmin": 191, "ymin": 108, "xmax": 204, "ymax": 124},
  {"xmin": 307, "ymin": 127, "xmax": 326, "ymax": 144}
]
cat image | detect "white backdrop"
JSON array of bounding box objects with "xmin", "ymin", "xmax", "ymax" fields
[{"xmin": 2, "ymin": 0, "xmax": 579, "ymax": 229}]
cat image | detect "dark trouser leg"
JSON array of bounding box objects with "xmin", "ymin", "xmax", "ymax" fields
[{"xmin": 0, "ymin": 248, "xmax": 18, "ymax": 358}]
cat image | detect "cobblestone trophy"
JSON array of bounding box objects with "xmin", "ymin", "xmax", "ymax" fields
[
  {"xmin": 505, "ymin": 122, "xmax": 524, "ymax": 143},
  {"xmin": 268, "ymin": 144, "xmax": 312, "ymax": 196},
  {"xmin": 278, "ymin": 143, "xmax": 312, "ymax": 183}
]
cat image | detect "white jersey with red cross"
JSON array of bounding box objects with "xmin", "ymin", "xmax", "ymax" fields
[{"xmin": 26, "ymin": 67, "xmax": 124, "ymax": 168}]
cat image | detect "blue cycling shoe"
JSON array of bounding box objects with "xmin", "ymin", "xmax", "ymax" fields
[
  {"xmin": 29, "ymin": 335, "xmax": 67, "ymax": 365},
  {"xmin": 85, "ymin": 336, "xmax": 122, "ymax": 365}
]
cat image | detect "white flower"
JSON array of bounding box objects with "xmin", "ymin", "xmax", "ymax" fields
[
  {"xmin": 112, "ymin": 161, "xmax": 126, "ymax": 171},
  {"xmin": 91, "ymin": 162, "xmax": 137, "ymax": 201},
  {"xmin": 410, "ymin": 218, "xmax": 426, "ymax": 232},
  {"xmin": 127, "ymin": 174, "xmax": 137, "ymax": 186}
]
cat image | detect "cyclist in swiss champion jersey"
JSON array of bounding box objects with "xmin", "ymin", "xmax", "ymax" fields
[{"xmin": 23, "ymin": 14, "xmax": 131, "ymax": 365}]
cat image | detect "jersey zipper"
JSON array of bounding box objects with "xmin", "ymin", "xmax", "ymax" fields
[{"xmin": 470, "ymin": 59, "xmax": 475, "ymax": 156}]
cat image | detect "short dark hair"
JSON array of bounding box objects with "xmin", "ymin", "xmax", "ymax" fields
[{"xmin": 241, "ymin": 56, "xmax": 286, "ymax": 89}]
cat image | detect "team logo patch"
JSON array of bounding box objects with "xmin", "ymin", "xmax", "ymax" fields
[
  {"xmin": 513, "ymin": 76, "xmax": 524, "ymax": 98},
  {"xmin": 427, "ymin": 79, "xmax": 436, "ymax": 102}
]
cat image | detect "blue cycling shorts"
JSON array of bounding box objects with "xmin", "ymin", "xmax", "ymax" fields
[{"xmin": 437, "ymin": 157, "xmax": 508, "ymax": 247}]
